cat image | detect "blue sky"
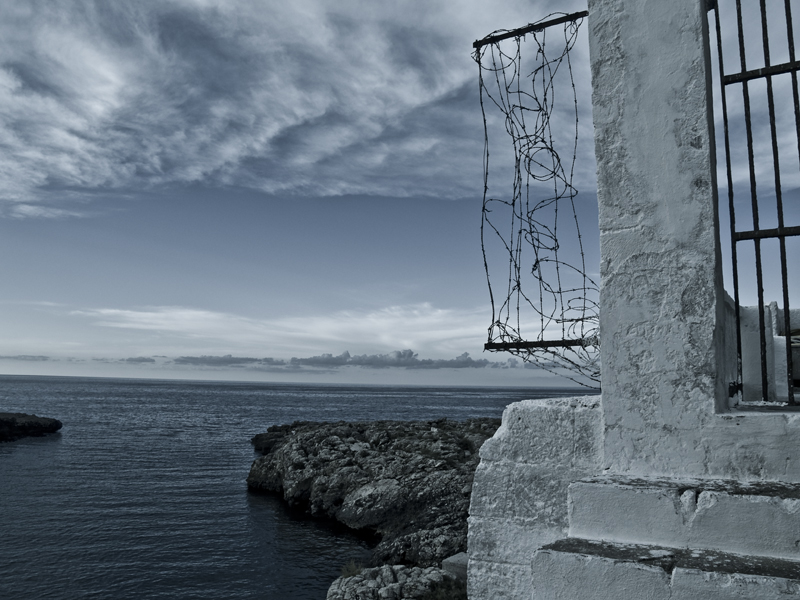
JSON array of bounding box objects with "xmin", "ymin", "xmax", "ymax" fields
[
  {"xmin": 0, "ymin": 0, "xmax": 794, "ymax": 386},
  {"xmin": 0, "ymin": 0, "xmax": 600, "ymax": 386}
]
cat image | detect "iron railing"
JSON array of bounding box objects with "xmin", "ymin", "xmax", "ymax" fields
[{"xmin": 710, "ymin": 0, "xmax": 799, "ymax": 404}]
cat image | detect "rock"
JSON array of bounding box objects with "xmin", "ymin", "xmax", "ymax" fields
[
  {"xmin": 247, "ymin": 418, "xmax": 500, "ymax": 566},
  {"xmin": 0, "ymin": 412, "xmax": 62, "ymax": 442},
  {"xmin": 326, "ymin": 565, "xmax": 455, "ymax": 600}
]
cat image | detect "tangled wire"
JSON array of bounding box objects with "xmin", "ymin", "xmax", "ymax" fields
[{"xmin": 474, "ymin": 13, "xmax": 600, "ymax": 387}]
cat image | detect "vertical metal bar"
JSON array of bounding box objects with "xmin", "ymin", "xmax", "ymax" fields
[
  {"xmin": 759, "ymin": 0, "xmax": 795, "ymax": 404},
  {"xmin": 786, "ymin": 0, "xmax": 799, "ymax": 402},
  {"xmin": 715, "ymin": 3, "xmax": 743, "ymax": 398},
  {"xmin": 736, "ymin": 0, "xmax": 770, "ymax": 402},
  {"xmin": 789, "ymin": 0, "xmax": 800, "ymax": 165}
]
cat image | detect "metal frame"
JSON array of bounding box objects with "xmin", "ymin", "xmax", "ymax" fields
[
  {"xmin": 473, "ymin": 11, "xmax": 588, "ymax": 50},
  {"xmin": 475, "ymin": 10, "xmax": 593, "ymax": 355},
  {"xmin": 711, "ymin": 0, "xmax": 799, "ymax": 404}
]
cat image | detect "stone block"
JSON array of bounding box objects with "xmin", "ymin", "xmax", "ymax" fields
[
  {"xmin": 467, "ymin": 558, "xmax": 532, "ymax": 600},
  {"xmin": 479, "ymin": 397, "xmax": 602, "ymax": 469},
  {"xmin": 672, "ymin": 568, "xmax": 800, "ymax": 599},
  {"xmin": 467, "ymin": 395, "xmax": 603, "ymax": 598},
  {"xmin": 468, "ymin": 515, "xmax": 562, "ymax": 564},
  {"xmin": 470, "ymin": 460, "xmax": 579, "ymax": 525},
  {"xmin": 532, "ymin": 543, "xmax": 671, "ymax": 600},
  {"xmin": 569, "ymin": 477, "xmax": 800, "ymax": 560},
  {"xmin": 532, "ymin": 538, "xmax": 800, "ymax": 600}
]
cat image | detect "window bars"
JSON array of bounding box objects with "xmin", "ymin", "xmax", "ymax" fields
[{"xmin": 711, "ymin": 0, "xmax": 800, "ymax": 404}]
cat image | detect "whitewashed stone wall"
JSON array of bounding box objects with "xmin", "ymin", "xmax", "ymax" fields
[
  {"xmin": 467, "ymin": 397, "xmax": 602, "ymax": 599},
  {"xmin": 740, "ymin": 303, "xmax": 800, "ymax": 404},
  {"xmin": 468, "ymin": 1, "xmax": 800, "ymax": 597},
  {"xmin": 589, "ymin": 0, "xmax": 800, "ymax": 481}
]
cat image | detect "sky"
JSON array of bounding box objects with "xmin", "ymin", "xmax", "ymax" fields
[
  {"xmin": 0, "ymin": 0, "xmax": 601, "ymax": 387},
  {"xmin": 0, "ymin": 0, "xmax": 794, "ymax": 386}
]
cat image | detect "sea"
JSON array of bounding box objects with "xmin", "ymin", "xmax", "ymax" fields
[{"xmin": 0, "ymin": 375, "xmax": 595, "ymax": 599}]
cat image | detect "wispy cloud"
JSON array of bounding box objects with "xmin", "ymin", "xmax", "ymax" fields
[
  {"xmin": 6, "ymin": 204, "xmax": 88, "ymax": 219},
  {"xmin": 0, "ymin": 0, "xmax": 590, "ymax": 213},
  {"xmin": 60, "ymin": 302, "xmax": 557, "ymax": 374},
  {"xmin": 69, "ymin": 302, "xmax": 488, "ymax": 358}
]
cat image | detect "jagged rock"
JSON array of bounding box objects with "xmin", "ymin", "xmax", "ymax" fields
[
  {"xmin": 247, "ymin": 418, "xmax": 500, "ymax": 566},
  {"xmin": 0, "ymin": 412, "xmax": 62, "ymax": 442},
  {"xmin": 326, "ymin": 565, "xmax": 455, "ymax": 600}
]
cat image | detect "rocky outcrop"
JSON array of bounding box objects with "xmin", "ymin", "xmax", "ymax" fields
[
  {"xmin": 247, "ymin": 418, "xmax": 500, "ymax": 567},
  {"xmin": 326, "ymin": 565, "xmax": 459, "ymax": 600},
  {"xmin": 0, "ymin": 412, "xmax": 62, "ymax": 442}
]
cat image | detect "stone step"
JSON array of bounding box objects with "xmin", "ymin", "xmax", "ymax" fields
[
  {"xmin": 568, "ymin": 476, "xmax": 800, "ymax": 559},
  {"xmin": 532, "ymin": 538, "xmax": 800, "ymax": 600}
]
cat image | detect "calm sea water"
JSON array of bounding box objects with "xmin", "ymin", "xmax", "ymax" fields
[{"xmin": 0, "ymin": 375, "xmax": 592, "ymax": 599}]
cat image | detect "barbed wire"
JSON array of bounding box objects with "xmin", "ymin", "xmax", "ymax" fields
[{"xmin": 473, "ymin": 13, "xmax": 600, "ymax": 387}]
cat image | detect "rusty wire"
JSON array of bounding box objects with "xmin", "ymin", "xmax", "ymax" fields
[{"xmin": 474, "ymin": 13, "xmax": 600, "ymax": 387}]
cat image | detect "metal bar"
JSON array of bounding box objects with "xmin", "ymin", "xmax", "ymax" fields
[
  {"xmin": 787, "ymin": 0, "xmax": 799, "ymax": 404},
  {"xmin": 789, "ymin": 0, "xmax": 800, "ymax": 171},
  {"xmin": 722, "ymin": 59, "xmax": 800, "ymax": 85},
  {"xmin": 714, "ymin": 4, "xmax": 744, "ymax": 401},
  {"xmin": 485, "ymin": 339, "xmax": 593, "ymax": 350},
  {"xmin": 713, "ymin": 0, "xmax": 799, "ymax": 405},
  {"xmin": 760, "ymin": 0, "xmax": 795, "ymax": 405},
  {"xmin": 735, "ymin": 0, "xmax": 770, "ymax": 403},
  {"xmin": 733, "ymin": 225, "xmax": 800, "ymax": 241},
  {"xmin": 473, "ymin": 11, "xmax": 588, "ymax": 49}
]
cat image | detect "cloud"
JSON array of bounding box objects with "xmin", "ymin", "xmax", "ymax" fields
[
  {"xmin": 6, "ymin": 204, "xmax": 87, "ymax": 219},
  {"xmin": 408, "ymin": 352, "xmax": 491, "ymax": 369},
  {"xmin": 0, "ymin": 354, "xmax": 51, "ymax": 361},
  {"xmin": 0, "ymin": 0, "xmax": 591, "ymax": 213},
  {"xmin": 290, "ymin": 352, "xmax": 353, "ymax": 368},
  {"xmin": 79, "ymin": 349, "xmax": 516, "ymax": 371},
  {"xmin": 290, "ymin": 349, "xmax": 491, "ymax": 369},
  {"xmin": 0, "ymin": 0, "xmax": 787, "ymax": 218},
  {"xmin": 173, "ymin": 354, "xmax": 284, "ymax": 367},
  {"xmin": 69, "ymin": 302, "xmax": 488, "ymax": 358}
]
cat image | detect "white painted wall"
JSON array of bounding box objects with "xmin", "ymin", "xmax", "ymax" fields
[
  {"xmin": 740, "ymin": 303, "xmax": 800, "ymax": 403},
  {"xmin": 589, "ymin": 0, "xmax": 800, "ymax": 481},
  {"xmin": 467, "ymin": 397, "xmax": 602, "ymax": 600}
]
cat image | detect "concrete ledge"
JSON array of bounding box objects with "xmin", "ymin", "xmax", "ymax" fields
[
  {"xmin": 533, "ymin": 539, "xmax": 800, "ymax": 600},
  {"xmin": 532, "ymin": 540, "xmax": 671, "ymax": 600},
  {"xmin": 672, "ymin": 566, "xmax": 800, "ymax": 599},
  {"xmin": 569, "ymin": 476, "xmax": 800, "ymax": 559}
]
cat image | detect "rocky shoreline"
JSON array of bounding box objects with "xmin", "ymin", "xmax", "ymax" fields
[
  {"xmin": 0, "ymin": 412, "xmax": 62, "ymax": 442},
  {"xmin": 246, "ymin": 417, "xmax": 500, "ymax": 569},
  {"xmin": 327, "ymin": 564, "xmax": 461, "ymax": 600}
]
